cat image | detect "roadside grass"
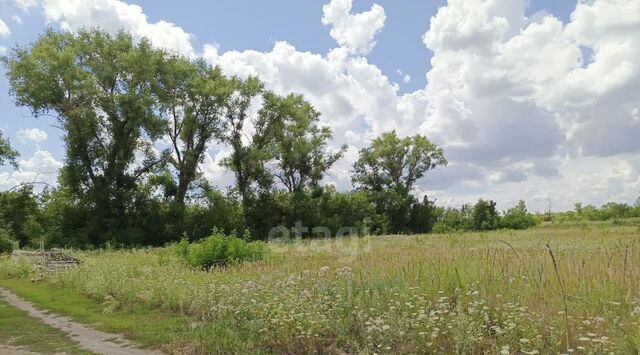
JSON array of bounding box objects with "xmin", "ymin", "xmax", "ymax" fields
[
  {"xmin": 0, "ymin": 296, "xmax": 92, "ymax": 354},
  {"xmin": 1, "ymin": 224, "xmax": 640, "ymax": 353},
  {"xmin": 0, "ymin": 278, "xmax": 215, "ymax": 353}
]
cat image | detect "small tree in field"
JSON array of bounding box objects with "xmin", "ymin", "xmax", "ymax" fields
[
  {"xmin": 471, "ymin": 199, "xmax": 500, "ymax": 231},
  {"xmin": 501, "ymin": 200, "xmax": 538, "ymax": 230}
]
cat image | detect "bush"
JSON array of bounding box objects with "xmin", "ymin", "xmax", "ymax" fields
[
  {"xmin": 176, "ymin": 230, "xmax": 267, "ymax": 268},
  {"xmin": 0, "ymin": 228, "xmax": 15, "ymax": 254},
  {"xmin": 500, "ymin": 200, "xmax": 539, "ymax": 230},
  {"xmin": 471, "ymin": 199, "xmax": 500, "ymax": 231}
]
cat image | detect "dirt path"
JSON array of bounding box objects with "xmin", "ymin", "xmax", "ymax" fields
[
  {"xmin": 0, "ymin": 344, "xmax": 38, "ymax": 355},
  {"xmin": 0, "ymin": 287, "xmax": 163, "ymax": 355}
]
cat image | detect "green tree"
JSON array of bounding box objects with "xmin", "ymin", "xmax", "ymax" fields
[
  {"xmin": 0, "ymin": 186, "xmax": 40, "ymax": 246},
  {"xmin": 352, "ymin": 131, "xmax": 447, "ymax": 195},
  {"xmin": 156, "ymin": 56, "xmax": 233, "ymax": 205},
  {"xmin": 265, "ymin": 93, "xmax": 346, "ymax": 193},
  {"xmin": 471, "ymin": 199, "xmax": 500, "ymax": 231},
  {"xmin": 0, "ymin": 131, "xmax": 19, "ymax": 169},
  {"xmin": 501, "ymin": 200, "xmax": 538, "ymax": 230},
  {"xmin": 219, "ymin": 78, "xmax": 279, "ymax": 218},
  {"xmin": 5, "ymin": 30, "xmax": 169, "ymax": 244},
  {"xmin": 352, "ymin": 131, "xmax": 446, "ymax": 233}
]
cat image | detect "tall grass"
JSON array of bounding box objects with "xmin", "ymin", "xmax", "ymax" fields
[{"xmin": 3, "ymin": 225, "xmax": 640, "ymax": 354}]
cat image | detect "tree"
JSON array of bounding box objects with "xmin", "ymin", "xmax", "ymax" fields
[
  {"xmin": 0, "ymin": 186, "xmax": 40, "ymax": 246},
  {"xmin": 409, "ymin": 196, "xmax": 439, "ymax": 233},
  {"xmin": 156, "ymin": 57, "xmax": 233, "ymax": 205},
  {"xmin": 5, "ymin": 30, "xmax": 169, "ymax": 244},
  {"xmin": 352, "ymin": 131, "xmax": 446, "ymax": 233},
  {"xmin": 265, "ymin": 93, "xmax": 346, "ymax": 193},
  {"xmin": 471, "ymin": 199, "xmax": 500, "ymax": 231},
  {"xmin": 0, "ymin": 131, "xmax": 19, "ymax": 169},
  {"xmin": 501, "ymin": 200, "xmax": 538, "ymax": 230},
  {"xmin": 352, "ymin": 131, "xmax": 446, "ymax": 195},
  {"xmin": 219, "ymin": 77, "xmax": 277, "ymax": 204}
]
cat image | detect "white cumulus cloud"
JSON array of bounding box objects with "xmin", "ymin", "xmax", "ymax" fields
[
  {"xmin": 321, "ymin": 0, "xmax": 386, "ymax": 55},
  {"xmin": 17, "ymin": 128, "xmax": 48, "ymax": 143},
  {"xmin": 40, "ymin": 0, "xmax": 195, "ymax": 56},
  {"xmin": 0, "ymin": 150, "xmax": 63, "ymax": 190},
  {"xmin": 0, "ymin": 18, "xmax": 11, "ymax": 37}
]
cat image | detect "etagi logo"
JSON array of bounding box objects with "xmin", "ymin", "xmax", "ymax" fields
[{"xmin": 267, "ymin": 218, "xmax": 374, "ymax": 262}]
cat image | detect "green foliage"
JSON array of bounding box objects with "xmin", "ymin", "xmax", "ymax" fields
[
  {"xmin": 155, "ymin": 57, "xmax": 234, "ymax": 205},
  {"xmin": 352, "ymin": 131, "xmax": 446, "ymax": 234},
  {"xmin": 0, "ymin": 228, "xmax": 16, "ymax": 254},
  {"xmin": 352, "ymin": 130, "xmax": 447, "ymax": 195},
  {"xmin": 0, "ymin": 186, "xmax": 40, "ymax": 247},
  {"xmin": 176, "ymin": 230, "xmax": 267, "ymax": 268},
  {"xmin": 500, "ymin": 200, "xmax": 539, "ymax": 230},
  {"xmin": 471, "ymin": 199, "xmax": 500, "ymax": 231},
  {"xmin": 409, "ymin": 196, "xmax": 440, "ymax": 233},
  {"xmin": 550, "ymin": 199, "xmax": 640, "ymax": 223},
  {"xmin": 5, "ymin": 29, "xmax": 169, "ymax": 245},
  {"xmin": 433, "ymin": 205, "xmax": 473, "ymax": 233},
  {"xmin": 0, "ymin": 131, "xmax": 19, "ymax": 169},
  {"xmin": 433, "ymin": 199, "xmax": 539, "ymax": 233},
  {"xmin": 266, "ymin": 92, "xmax": 346, "ymax": 193}
]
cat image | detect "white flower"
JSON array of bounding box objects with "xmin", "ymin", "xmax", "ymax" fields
[{"xmin": 318, "ymin": 266, "xmax": 330, "ymax": 277}]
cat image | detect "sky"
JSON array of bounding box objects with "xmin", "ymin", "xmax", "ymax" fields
[{"xmin": 0, "ymin": 0, "xmax": 639, "ymax": 212}]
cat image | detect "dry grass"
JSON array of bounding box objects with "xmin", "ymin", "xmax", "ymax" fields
[{"xmin": 2, "ymin": 224, "xmax": 640, "ymax": 354}]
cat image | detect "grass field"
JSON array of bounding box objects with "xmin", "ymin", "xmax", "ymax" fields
[{"xmin": 1, "ymin": 224, "xmax": 640, "ymax": 354}]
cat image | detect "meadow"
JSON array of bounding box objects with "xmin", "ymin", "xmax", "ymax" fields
[{"xmin": 1, "ymin": 224, "xmax": 640, "ymax": 354}]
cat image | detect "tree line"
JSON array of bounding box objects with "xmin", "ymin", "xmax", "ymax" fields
[{"xmin": 0, "ymin": 29, "xmax": 631, "ymax": 250}]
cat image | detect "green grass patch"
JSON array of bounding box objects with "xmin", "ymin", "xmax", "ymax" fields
[
  {"xmin": 0, "ymin": 297, "xmax": 91, "ymax": 354},
  {"xmin": 0, "ymin": 279, "xmax": 194, "ymax": 353},
  {"xmin": 0, "ymin": 278, "xmax": 263, "ymax": 354}
]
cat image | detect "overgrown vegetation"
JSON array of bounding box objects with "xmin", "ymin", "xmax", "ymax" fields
[
  {"xmin": 1, "ymin": 225, "xmax": 639, "ymax": 354},
  {"xmin": 175, "ymin": 231, "xmax": 267, "ymax": 268}
]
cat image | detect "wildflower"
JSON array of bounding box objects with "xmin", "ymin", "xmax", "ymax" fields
[
  {"xmin": 500, "ymin": 345, "xmax": 510, "ymax": 355},
  {"xmin": 336, "ymin": 266, "xmax": 353, "ymax": 277},
  {"xmin": 318, "ymin": 266, "xmax": 330, "ymax": 277}
]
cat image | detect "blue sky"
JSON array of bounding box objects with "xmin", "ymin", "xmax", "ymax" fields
[{"xmin": 1, "ymin": 0, "xmax": 639, "ymax": 211}]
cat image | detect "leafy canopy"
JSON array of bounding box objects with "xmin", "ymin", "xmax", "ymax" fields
[{"xmin": 352, "ymin": 130, "xmax": 447, "ymax": 195}]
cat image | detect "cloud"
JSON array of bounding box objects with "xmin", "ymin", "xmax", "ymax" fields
[
  {"xmin": 0, "ymin": 46, "xmax": 6, "ymax": 55},
  {"xmin": 12, "ymin": 15, "xmax": 23, "ymax": 24},
  {"xmin": 17, "ymin": 128, "xmax": 48, "ymax": 143},
  {"xmin": 14, "ymin": 0, "xmax": 38, "ymax": 12},
  {"xmin": 40, "ymin": 0, "xmax": 195, "ymax": 56},
  {"xmin": 0, "ymin": 18, "xmax": 10, "ymax": 37},
  {"xmin": 0, "ymin": 150, "xmax": 63, "ymax": 190},
  {"xmin": 396, "ymin": 69, "xmax": 411, "ymax": 83},
  {"xmin": 422, "ymin": 0, "xmax": 640, "ymax": 162},
  {"xmin": 321, "ymin": 0, "xmax": 386, "ymax": 55}
]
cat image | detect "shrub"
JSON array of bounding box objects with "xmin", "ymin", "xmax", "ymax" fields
[
  {"xmin": 500, "ymin": 200, "xmax": 539, "ymax": 230},
  {"xmin": 0, "ymin": 228, "xmax": 15, "ymax": 254},
  {"xmin": 176, "ymin": 230, "xmax": 267, "ymax": 268},
  {"xmin": 471, "ymin": 199, "xmax": 500, "ymax": 231}
]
